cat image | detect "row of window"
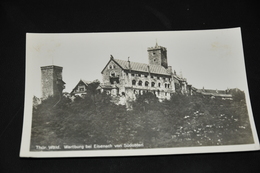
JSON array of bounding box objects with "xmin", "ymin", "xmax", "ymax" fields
[
  {"xmin": 109, "ymin": 64, "xmax": 116, "ymax": 69},
  {"xmin": 133, "ymin": 89, "xmax": 171, "ymax": 97},
  {"xmin": 132, "ymin": 80, "xmax": 170, "ymax": 88},
  {"xmin": 129, "ymin": 73, "xmax": 170, "ymax": 81},
  {"xmin": 109, "ymin": 70, "xmax": 170, "ymax": 82}
]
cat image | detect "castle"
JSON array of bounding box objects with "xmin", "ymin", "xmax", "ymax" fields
[
  {"xmin": 99, "ymin": 43, "xmax": 191, "ymax": 101},
  {"xmin": 40, "ymin": 43, "xmax": 233, "ymax": 102}
]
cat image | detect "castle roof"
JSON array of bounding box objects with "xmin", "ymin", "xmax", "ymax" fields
[
  {"xmin": 196, "ymin": 89, "xmax": 232, "ymax": 97},
  {"xmin": 113, "ymin": 59, "xmax": 171, "ymax": 76},
  {"xmin": 81, "ymin": 80, "xmax": 92, "ymax": 85},
  {"xmin": 70, "ymin": 79, "xmax": 91, "ymax": 94},
  {"xmin": 98, "ymin": 84, "xmax": 118, "ymax": 89}
]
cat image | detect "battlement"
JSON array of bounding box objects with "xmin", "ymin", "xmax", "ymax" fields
[
  {"xmin": 147, "ymin": 46, "xmax": 167, "ymax": 51},
  {"xmin": 41, "ymin": 65, "xmax": 63, "ymax": 70}
]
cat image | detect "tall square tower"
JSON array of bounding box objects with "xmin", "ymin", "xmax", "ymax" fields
[
  {"xmin": 41, "ymin": 65, "xmax": 65, "ymax": 99},
  {"xmin": 147, "ymin": 43, "xmax": 168, "ymax": 68}
]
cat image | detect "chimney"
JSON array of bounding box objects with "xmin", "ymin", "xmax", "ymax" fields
[
  {"xmin": 167, "ymin": 66, "xmax": 172, "ymax": 74},
  {"xmin": 179, "ymin": 70, "xmax": 183, "ymax": 78},
  {"xmin": 128, "ymin": 57, "xmax": 131, "ymax": 72}
]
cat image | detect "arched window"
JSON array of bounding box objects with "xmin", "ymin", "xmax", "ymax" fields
[
  {"xmin": 165, "ymin": 83, "xmax": 167, "ymax": 88},
  {"xmin": 145, "ymin": 81, "xmax": 149, "ymax": 87},
  {"xmin": 109, "ymin": 65, "xmax": 112, "ymax": 69},
  {"xmin": 110, "ymin": 71, "xmax": 116, "ymax": 77},
  {"xmin": 158, "ymin": 82, "xmax": 161, "ymax": 87},
  {"xmin": 151, "ymin": 82, "xmax": 155, "ymax": 87},
  {"xmin": 138, "ymin": 80, "xmax": 142, "ymax": 86},
  {"xmin": 132, "ymin": 80, "xmax": 136, "ymax": 85}
]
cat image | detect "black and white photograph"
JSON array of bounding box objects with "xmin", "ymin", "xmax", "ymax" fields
[{"xmin": 20, "ymin": 28, "xmax": 259, "ymax": 157}]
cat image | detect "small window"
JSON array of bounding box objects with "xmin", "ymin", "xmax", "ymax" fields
[
  {"xmin": 132, "ymin": 80, "xmax": 136, "ymax": 85},
  {"xmin": 138, "ymin": 80, "xmax": 142, "ymax": 86},
  {"xmin": 144, "ymin": 75, "xmax": 147, "ymax": 78},
  {"xmin": 145, "ymin": 81, "xmax": 149, "ymax": 87},
  {"xmin": 110, "ymin": 72, "xmax": 116, "ymax": 77},
  {"xmin": 151, "ymin": 82, "xmax": 155, "ymax": 87},
  {"xmin": 158, "ymin": 83, "xmax": 161, "ymax": 87},
  {"xmin": 132, "ymin": 73, "xmax": 135, "ymax": 76},
  {"xmin": 157, "ymin": 77, "xmax": 160, "ymax": 79},
  {"xmin": 165, "ymin": 84, "xmax": 167, "ymax": 88}
]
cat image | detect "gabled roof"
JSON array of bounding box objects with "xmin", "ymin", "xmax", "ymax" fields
[
  {"xmin": 101, "ymin": 57, "xmax": 172, "ymax": 76},
  {"xmin": 198, "ymin": 89, "xmax": 226, "ymax": 94},
  {"xmin": 71, "ymin": 79, "xmax": 91, "ymax": 94},
  {"xmin": 81, "ymin": 80, "xmax": 92, "ymax": 85},
  {"xmin": 114, "ymin": 59, "xmax": 171, "ymax": 76},
  {"xmin": 97, "ymin": 83, "xmax": 118, "ymax": 90}
]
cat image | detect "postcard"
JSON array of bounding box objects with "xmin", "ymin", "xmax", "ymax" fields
[{"xmin": 20, "ymin": 28, "xmax": 259, "ymax": 157}]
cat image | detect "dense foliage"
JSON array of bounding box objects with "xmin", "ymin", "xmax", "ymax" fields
[{"xmin": 31, "ymin": 86, "xmax": 254, "ymax": 150}]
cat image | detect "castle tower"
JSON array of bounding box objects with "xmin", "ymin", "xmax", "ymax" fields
[
  {"xmin": 147, "ymin": 42, "xmax": 168, "ymax": 68},
  {"xmin": 41, "ymin": 65, "xmax": 65, "ymax": 99}
]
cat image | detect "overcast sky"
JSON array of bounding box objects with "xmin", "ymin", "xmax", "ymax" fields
[{"xmin": 26, "ymin": 28, "xmax": 248, "ymax": 98}]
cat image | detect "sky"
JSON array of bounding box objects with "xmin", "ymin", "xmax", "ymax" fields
[{"xmin": 26, "ymin": 28, "xmax": 249, "ymax": 98}]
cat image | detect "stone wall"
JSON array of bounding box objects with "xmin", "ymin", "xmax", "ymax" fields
[
  {"xmin": 41, "ymin": 67, "xmax": 54, "ymax": 98},
  {"xmin": 118, "ymin": 70, "xmax": 176, "ymax": 100},
  {"xmin": 147, "ymin": 46, "xmax": 168, "ymax": 68},
  {"xmin": 41, "ymin": 65, "xmax": 63, "ymax": 99}
]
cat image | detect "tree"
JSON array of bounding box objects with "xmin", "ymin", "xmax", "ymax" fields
[
  {"xmin": 133, "ymin": 92, "xmax": 159, "ymax": 112},
  {"xmin": 231, "ymin": 88, "xmax": 246, "ymax": 102}
]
